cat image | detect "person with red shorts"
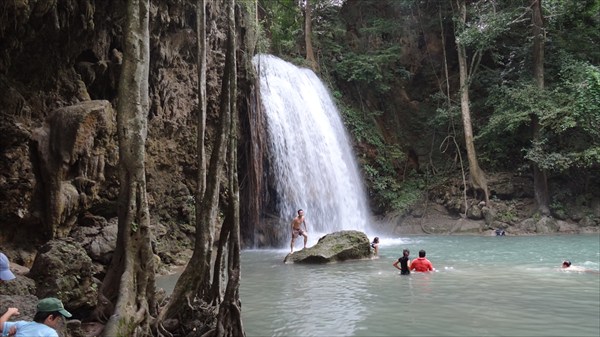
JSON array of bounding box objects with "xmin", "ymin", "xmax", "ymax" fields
[{"xmin": 410, "ymin": 249, "xmax": 434, "ymax": 272}]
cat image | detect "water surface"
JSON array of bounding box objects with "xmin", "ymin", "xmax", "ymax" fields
[{"xmin": 239, "ymin": 235, "xmax": 600, "ymax": 337}]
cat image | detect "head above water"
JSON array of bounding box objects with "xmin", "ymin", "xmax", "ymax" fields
[
  {"xmin": 418, "ymin": 250, "xmax": 426, "ymax": 258},
  {"xmin": 562, "ymin": 260, "xmax": 571, "ymax": 268}
]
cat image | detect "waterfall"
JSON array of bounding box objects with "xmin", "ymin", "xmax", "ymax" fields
[{"xmin": 253, "ymin": 54, "xmax": 371, "ymax": 238}]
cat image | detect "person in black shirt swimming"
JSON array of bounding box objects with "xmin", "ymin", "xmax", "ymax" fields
[{"xmin": 393, "ymin": 249, "xmax": 411, "ymax": 275}]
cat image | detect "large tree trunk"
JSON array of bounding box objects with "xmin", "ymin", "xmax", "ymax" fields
[
  {"xmin": 214, "ymin": 0, "xmax": 244, "ymax": 334},
  {"xmin": 455, "ymin": 0, "xmax": 489, "ymax": 205},
  {"xmin": 100, "ymin": 0, "xmax": 156, "ymax": 335},
  {"xmin": 304, "ymin": 0, "xmax": 318, "ymax": 71},
  {"xmin": 158, "ymin": 0, "xmax": 234, "ymax": 328},
  {"xmin": 531, "ymin": 0, "xmax": 550, "ymax": 215}
]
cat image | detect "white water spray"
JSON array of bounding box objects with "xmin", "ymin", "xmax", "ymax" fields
[{"xmin": 253, "ymin": 54, "xmax": 371, "ymax": 238}]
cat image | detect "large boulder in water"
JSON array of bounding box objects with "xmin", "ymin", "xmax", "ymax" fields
[{"xmin": 283, "ymin": 230, "xmax": 372, "ymax": 264}]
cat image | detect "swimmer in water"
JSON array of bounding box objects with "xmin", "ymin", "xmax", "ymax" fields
[
  {"xmin": 371, "ymin": 237, "xmax": 380, "ymax": 256},
  {"xmin": 561, "ymin": 260, "xmax": 599, "ymax": 274}
]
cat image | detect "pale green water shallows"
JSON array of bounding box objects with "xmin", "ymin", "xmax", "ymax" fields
[{"xmin": 237, "ymin": 235, "xmax": 599, "ymax": 337}]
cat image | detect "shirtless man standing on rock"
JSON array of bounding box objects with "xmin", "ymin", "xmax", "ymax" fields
[{"xmin": 290, "ymin": 209, "xmax": 308, "ymax": 253}]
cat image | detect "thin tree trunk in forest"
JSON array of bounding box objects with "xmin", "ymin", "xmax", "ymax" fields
[
  {"xmin": 157, "ymin": 0, "xmax": 208, "ymax": 323},
  {"xmin": 439, "ymin": 8, "xmax": 451, "ymax": 108},
  {"xmin": 304, "ymin": 0, "xmax": 317, "ymax": 71},
  {"xmin": 193, "ymin": 0, "xmax": 212, "ymax": 296},
  {"xmin": 159, "ymin": 0, "xmax": 233, "ymax": 325},
  {"xmin": 531, "ymin": 0, "xmax": 550, "ymax": 215},
  {"xmin": 214, "ymin": 0, "xmax": 243, "ymax": 334},
  {"xmin": 438, "ymin": 5, "xmax": 467, "ymax": 209},
  {"xmin": 197, "ymin": 0, "xmax": 208, "ymax": 204},
  {"xmin": 100, "ymin": 0, "xmax": 155, "ymax": 335},
  {"xmin": 194, "ymin": 17, "xmax": 233, "ymax": 297},
  {"xmin": 455, "ymin": 0, "xmax": 489, "ymax": 205},
  {"xmin": 210, "ymin": 211, "xmax": 230, "ymax": 304}
]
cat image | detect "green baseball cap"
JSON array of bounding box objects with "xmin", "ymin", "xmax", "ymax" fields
[{"xmin": 36, "ymin": 297, "xmax": 72, "ymax": 318}]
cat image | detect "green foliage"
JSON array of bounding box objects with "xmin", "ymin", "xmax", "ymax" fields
[
  {"xmin": 334, "ymin": 47, "xmax": 409, "ymax": 93},
  {"xmin": 483, "ymin": 84, "xmax": 536, "ymax": 134},
  {"xmin": 532, "ymin": 57, "xmax": 600, "ymax": 171},
  {"xmin": 258, "ymin": 0, "xmax": 303, "ymax": 55},
  {"xmin": 552, "ymin": 58, "xmax": 600, "ymax": 138},
  {"xmin": 497, "ymin": 208, "xmax": 517, "ymax": 223},
  {"xmin": 455, "ymin": 2, "xmax": 518, "ymax": 52},
  {"xmin": 256, "ymin": 0, "xmax": 600, "ymax": 214},
  {"xmin": 338, "ymin": 100, "xmax": 424, "ymax": 213},
  {"xmin": 239, "ymin": 0, "xmax": 270, "ymax": 53},
  {"xmin": 550, "ymin": 199, "xmax": 567, "ymax": 219},
  {"xmin": 546, "ymin": 0, "xmax": 600, "ymax": 63},
  {"xmin": 481, "ymin": 54, "xmax": 600, "ymax": 172},
  {"xmin": 310, "ymin": 0, "xmax": 346, "ymax": 56},
  {"xmin": 525, "ymin": 143, "xmax": 600, "ymax": 172},
  {"xmin": 332, "ymin": 13, "xmax": 411, "ymax": 94},
  {"xmin": 339, "ymin": 104, "xmax": 383, "ymax": 146},
  {"xmin": 429, "ymin": 103, "xmax": 462, "ymax": 131},
  {"xmin": 363, "ymin": 162, "xmax": 426, "ymax": 214},
  {"xmin": 389, "ymin": 177, "xmax": 427, "ymax": 213},
  {"xmin": 256, "ymin": 0, "xmax": 351, "ymax": 64}
]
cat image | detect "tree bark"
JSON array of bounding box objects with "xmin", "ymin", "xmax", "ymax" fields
[
  {"xmin": 304, "ymin": 0, "xmax": 318, "ymax": 71},
  {"xmin": 214, "ymin": 0, "xmax": 243, "ymax": 334},
  {"xmin": 159, "ymin": 0, "xmax": 233, "ymax": 325},
  {"xmin": 100, "ymin": 0, "xmax": 155, "ymax": 335},
  {"xmin": 209, "ymin": 211, "xmax": 230, "ymax": 304},
  {"xmin": 455, "ymin": 0, "xmax": 489, "ymax": 205},
  {"xmin": 531, "ymin": 0, "xmax": 550, "ymax": 215},
  {"xmin": 197, "ymin": 0, "xmax": 208, "ymax": 202},
  {"xmin": 157, "ymin": 0, "xmax": 209, "ymax": 323}
]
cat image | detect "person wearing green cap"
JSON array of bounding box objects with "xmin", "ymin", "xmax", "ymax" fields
[{"xmin": 1, "ymin": 297, "xmax": 72, "ymax": 337}]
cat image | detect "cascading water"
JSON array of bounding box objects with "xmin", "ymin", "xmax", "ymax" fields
[{"xmin": 253, "ymin": 54, "xmax": 371, "ymax": 240}]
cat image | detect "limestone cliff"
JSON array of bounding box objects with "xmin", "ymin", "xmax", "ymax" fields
[{"xmin": 0, "ymin": 0, "xmax": 256, "ymax": 270}]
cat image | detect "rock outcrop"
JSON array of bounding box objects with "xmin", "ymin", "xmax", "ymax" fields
[
  {"xmin": 283, "ymin": 230, "xmax": 372, "ymax": 264},
  {"xmin": 28, "ymin": 239, "xmax": 97, "ymax": 317}
]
